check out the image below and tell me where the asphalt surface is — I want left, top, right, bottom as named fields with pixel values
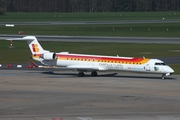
left=160, top=56, right=180, bottom=64
left=1, top=19, right=180, bottom=25
left=1, top=34, right=180, bottom=44
left=0, top=70, right=180, bottom=120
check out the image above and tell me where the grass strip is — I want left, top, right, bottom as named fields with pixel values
left=0, top=12, right=180, bottom=22
left=0, top=23, right=180, bottom=37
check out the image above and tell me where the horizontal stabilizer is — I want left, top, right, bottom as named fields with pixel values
left=6, top=36, right=46, bottom=55
left=6, top=38, right=34, bottom=41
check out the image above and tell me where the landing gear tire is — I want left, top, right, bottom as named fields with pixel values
left=78, top=72, right=84, bottom=77
left=91, top=71, right=97, bottom=76
left=161, top=74, right=165, bottom=80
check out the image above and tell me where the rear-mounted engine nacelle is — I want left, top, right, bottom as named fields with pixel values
left=42, top=53, right=57, bottom=60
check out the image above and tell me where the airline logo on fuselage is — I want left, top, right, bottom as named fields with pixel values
left=32, top=44, right=39, bottom=52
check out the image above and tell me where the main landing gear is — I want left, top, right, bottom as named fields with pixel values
left=78, top=72, right=84, bottom=77
left=78, top=71, right=98, bottom=77
left=91, top=71, right=97, bottom=76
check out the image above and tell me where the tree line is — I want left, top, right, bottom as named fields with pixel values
left=0, top=0, right=180, bottom=14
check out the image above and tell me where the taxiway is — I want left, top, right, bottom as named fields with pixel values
left=1, top=34, right=180, bottom=44
left=0, top=70, right=180, bottom=120
left=1, top=19, right=180, bottom=25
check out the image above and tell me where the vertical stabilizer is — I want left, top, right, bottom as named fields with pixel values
left=7, top=36, right=50, bottom=62
left=24, top=36, right=49, bottom=54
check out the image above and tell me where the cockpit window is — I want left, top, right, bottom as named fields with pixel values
left=155, top=63, right=166, bottom=66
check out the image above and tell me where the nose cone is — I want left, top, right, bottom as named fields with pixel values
left=168, top=66, right=174, bottom=73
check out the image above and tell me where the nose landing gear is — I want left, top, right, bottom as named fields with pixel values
left=161, top=74, right=165, bottom=79
left=161, top=73, right=171, bottom=79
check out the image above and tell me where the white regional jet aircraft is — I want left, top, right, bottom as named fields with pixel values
left=7, top=36, right=174, bottom=79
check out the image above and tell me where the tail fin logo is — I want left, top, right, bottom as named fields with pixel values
left=32, top=44, right=39, bottom=52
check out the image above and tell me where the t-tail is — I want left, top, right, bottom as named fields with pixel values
left=7, top=36, right=50, bottom=62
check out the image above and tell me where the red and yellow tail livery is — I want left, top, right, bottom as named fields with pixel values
left=32, top=44, right=40, bottom=52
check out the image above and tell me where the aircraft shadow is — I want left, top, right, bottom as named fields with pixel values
left=42, top=71, right=175, bottom=80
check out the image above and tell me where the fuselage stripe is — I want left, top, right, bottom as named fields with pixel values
left=32, top=54, right=150, bottom=64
